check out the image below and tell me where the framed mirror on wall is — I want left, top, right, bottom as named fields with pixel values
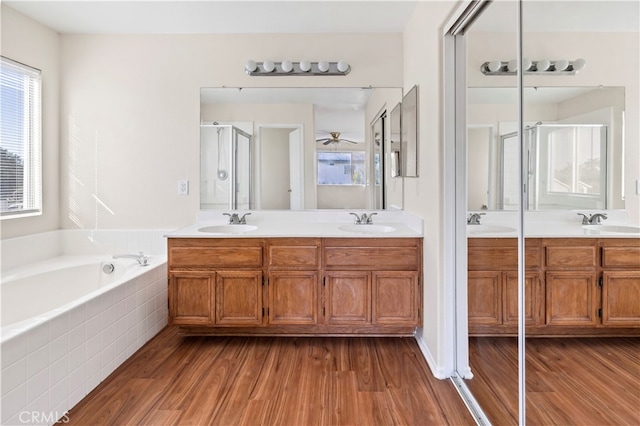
left=401, top=85, right=419, bottom=177
left=199, top=87, right=404, bottom=211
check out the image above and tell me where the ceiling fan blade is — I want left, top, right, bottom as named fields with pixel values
left=316, top=138, right=330, bottom=143
left=323, top=140, right=332, bottom=145
left=339, top=139, right=358, bottom=144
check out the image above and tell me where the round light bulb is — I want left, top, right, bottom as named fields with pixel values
left=536, top=59, right=551, bottom=71
left=487, top=61, right=502, bottom=72
left=299, top=60, right=311, bottom=72
left=554, top=59, right=570, bottom=71
left=522, top=58, right=532, bottom=71
left=245, top=60, right=257, bottom=73
left=337, top=60, right=350, bottom=73
left=262, top=60, right=275, bottom=72
left=318, top=60, right=330, bottom=72
left=572, top=58, right=587, bottom=71
left=507, top=59, right=518, bottom=72
left=281, top=60, right=293, bottom=73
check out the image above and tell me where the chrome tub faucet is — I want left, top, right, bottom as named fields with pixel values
left=113, top=251, right=149, bottom=266
left=577, top=212, right=608, bottom=225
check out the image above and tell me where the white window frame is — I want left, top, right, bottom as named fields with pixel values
left=317, top=150, right=366, bottom=186
left=0, top=56, right=42, bottom=218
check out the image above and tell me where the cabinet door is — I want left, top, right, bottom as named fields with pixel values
left=602, top=271, right=640, bottom=328
left=169, top=272, right=215, bottom=326
left=545, top=271, right=597, bottom=326
left=468, top=271, right=502, bottom=326
left=269, top=271, right=318, bottom=325
left=324, top=271, right=371, bottom=325
left=215, top=271, right=263, bottom=326
left=504, top=272, right=542, bottom=326
left=372, top=271, right=419, bottom=326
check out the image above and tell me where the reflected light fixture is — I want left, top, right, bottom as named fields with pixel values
left=481, top=58, right=586, bottom=75
left=245, top=60, right=351, bottom=76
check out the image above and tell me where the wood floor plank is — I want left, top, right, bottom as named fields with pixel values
left=64, top=327, right=475, bottom=425
left=468, top=337, right=640, bottom=426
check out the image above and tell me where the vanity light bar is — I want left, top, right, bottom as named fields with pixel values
left=481, top=58, right=586, bottom=75
left=245, top=60, right=351, bottom=76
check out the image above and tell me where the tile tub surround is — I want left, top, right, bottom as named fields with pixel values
left=0, top=230, right=169, bottom=425
left=168, top=209, right=424, bottom=238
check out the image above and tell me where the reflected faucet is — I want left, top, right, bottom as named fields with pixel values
left=577, top=213, right=608, bottom=225
left=113, top=251, right=149, bottom=266
left=349, top=212, right=378, bottom=225
left=223, top=212, right=251, bottom=224
left=467, top=213, right=485, bottom=225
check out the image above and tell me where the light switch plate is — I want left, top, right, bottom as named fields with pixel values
left=178, top=180, right=189, bottom=195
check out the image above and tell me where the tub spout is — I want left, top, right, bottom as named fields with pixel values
left=113, top=251, right=149, bottom=266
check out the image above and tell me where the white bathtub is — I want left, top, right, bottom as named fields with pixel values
left=0, top=230, right=169, bottom=426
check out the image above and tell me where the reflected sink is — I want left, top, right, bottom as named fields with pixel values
left=198, top=224, right=258, bottom=234
left=467, top=224, right=516, bottom=234
left=339, top=224, right=396, bottom=234
left=582, top=225, right=640, bottom=235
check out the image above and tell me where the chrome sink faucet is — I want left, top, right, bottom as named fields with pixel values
left=577, top=212, right=608, bottom=225
left=467, top=213, right=485, bottom=225
left=223, top=212, right=251, bottom=224
left=113, top=251, right=149, bottom=266
left=349, top=212, right=378, bottom=224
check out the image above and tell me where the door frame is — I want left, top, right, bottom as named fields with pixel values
left=255, top=123, right=305, bottom=210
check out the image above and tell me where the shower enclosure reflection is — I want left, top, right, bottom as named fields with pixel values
left=200, top=124, right=253, bottom=210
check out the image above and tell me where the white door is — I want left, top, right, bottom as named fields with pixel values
left=288, top=128, right=303, bottom=210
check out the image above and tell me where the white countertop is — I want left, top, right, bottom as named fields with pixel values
left=467, top=210, right=640, bottom=238
left=166, top=210, right=424, bottom=238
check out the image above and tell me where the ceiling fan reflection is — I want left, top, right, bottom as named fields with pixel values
left=316, top=131, right=358, bottom=145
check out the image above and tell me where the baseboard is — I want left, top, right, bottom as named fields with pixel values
left=413, top=333, right=451, bottom=380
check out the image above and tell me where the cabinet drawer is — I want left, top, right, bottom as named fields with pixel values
left=170, top=246, right=263, bottom=269
left=324, top=246, right=420, bottom=270
left=268, top=240, right=320, bottom=269
left=602, top=246, right=640, bottom=269
left=545, top=246, right=596, bottom=269
left=468, top=245, right=541, bottom=270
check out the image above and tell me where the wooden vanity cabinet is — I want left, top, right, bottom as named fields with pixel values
left=544, top=239, right=598, bottom=327
left=266, top=238, right=320, bottom=326
left=323, top=238, right=422, bottom=330
left=168, top=238, right=265, bottom=328
left=169, top=237, right=422, bottom=336
left=600, top=239, right=640, bottom=328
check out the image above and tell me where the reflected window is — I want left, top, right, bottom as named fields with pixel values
left=317, top=151, right=365, bottom=185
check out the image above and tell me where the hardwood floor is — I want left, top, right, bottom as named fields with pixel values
left=63, top=327, right=474, bottom=425
left=468, top=337, right=640, bottom=425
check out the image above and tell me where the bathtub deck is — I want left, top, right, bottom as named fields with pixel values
left=62, top=326, right=473, bottom=425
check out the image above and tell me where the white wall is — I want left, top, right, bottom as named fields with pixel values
left=59, top=33, right=403, bottom=230
left=402, top=1, right=462, bottom=378
left=1, top=5, right=60, bottom=239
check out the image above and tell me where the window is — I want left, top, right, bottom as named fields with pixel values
left=1, top=57, right=41, bottom=217
left=317, top=151, right=365, bottom=185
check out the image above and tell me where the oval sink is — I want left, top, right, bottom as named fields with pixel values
left=198, top=224, right=258, bottom=234
left=339, top=224, right=396, bottom=234
left=467, top=224, right=516, bottom=234
left=582, top=225, right=640, bottom=235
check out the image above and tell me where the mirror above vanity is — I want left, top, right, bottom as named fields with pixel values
left=200, top=87, right=404, bottom=211
left=467, top=86, right=625, bottom=211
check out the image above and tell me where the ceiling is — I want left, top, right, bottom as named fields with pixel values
left=4, top=1, right=418, bottom=34
left=5, top=1, right=638, bottom=35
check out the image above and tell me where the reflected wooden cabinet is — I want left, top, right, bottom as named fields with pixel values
left=168, top=237, right=422, bottom=336
left=469, top=237, right=640, bottom=336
